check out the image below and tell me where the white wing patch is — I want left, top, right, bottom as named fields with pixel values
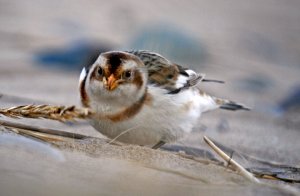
left=175, top=75, right=189, bottom=88
left=184, top=69, right=197, bottom=76
left=175, top=69, right=203, bottom=89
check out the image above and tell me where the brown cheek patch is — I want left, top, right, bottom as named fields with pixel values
left=79, top=77, right=90, bottom=107
left=132, top=71, right=143, bottom=89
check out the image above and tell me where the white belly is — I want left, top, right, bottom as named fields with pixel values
left=89, top=87, right=203, bottom=146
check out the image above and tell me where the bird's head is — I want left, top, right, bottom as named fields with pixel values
left=80, top=51, right=148, bottom=107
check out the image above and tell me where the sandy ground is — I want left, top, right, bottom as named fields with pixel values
left=0, top=0, right=300, bottom=195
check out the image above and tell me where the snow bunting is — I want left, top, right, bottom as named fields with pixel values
left=79, top=50, right=249, bottom=148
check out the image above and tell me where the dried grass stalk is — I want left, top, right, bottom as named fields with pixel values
left=9, top=127, right=68, bottom=142
left=0, top=119, right=88, bottom=139
left=0, top=105, right=94, bottom=122
left=204, top=135, right=260, bottom=183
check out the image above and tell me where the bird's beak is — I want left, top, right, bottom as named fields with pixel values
left=104, top=74, right=118, bottom=91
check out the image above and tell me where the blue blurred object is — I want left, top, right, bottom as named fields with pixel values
left=275, top=85, right=300, bottom=114
left=125, top=24, right=207, bottom=68
left=34, top=40, right=113, bottom=70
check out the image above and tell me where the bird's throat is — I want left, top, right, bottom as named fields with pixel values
left=98, top=88, right=148, bottom=122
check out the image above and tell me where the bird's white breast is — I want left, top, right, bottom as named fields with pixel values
left=89, top=85, right=204, bottom=146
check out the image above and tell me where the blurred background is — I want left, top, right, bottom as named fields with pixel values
left=0, top=0, right=300, bottom=195
left=1, top=0, right=300, bottom=111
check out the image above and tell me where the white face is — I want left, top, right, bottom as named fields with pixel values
left=85, top=52, right=148, bottom=107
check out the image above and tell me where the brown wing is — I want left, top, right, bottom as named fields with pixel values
left=127, top=50, right=204, bottom=93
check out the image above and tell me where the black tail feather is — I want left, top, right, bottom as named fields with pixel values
left=202, top=79, right=225, bottom=84
left=220, top=101, right=251, bottom=111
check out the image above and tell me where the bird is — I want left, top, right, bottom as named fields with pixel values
left=79, top=50, right=249, bottom=149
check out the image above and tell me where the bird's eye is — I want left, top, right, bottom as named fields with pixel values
left=123, top=70, right=132, bottom=79
left=97, top=67, right=103, bottom=76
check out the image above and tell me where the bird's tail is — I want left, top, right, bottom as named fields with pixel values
left=197, top=89, right=250, bottom=112
left=213, top=97, right=251, bottom=111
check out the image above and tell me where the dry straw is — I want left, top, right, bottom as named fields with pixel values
left=0, top=105, right=94, bottom=122
left=203, top=136, right=260, bottom=183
